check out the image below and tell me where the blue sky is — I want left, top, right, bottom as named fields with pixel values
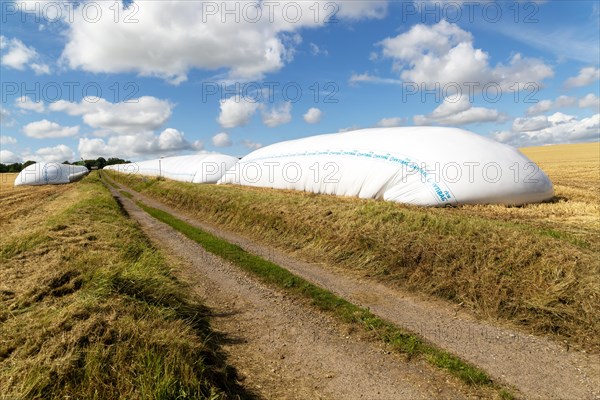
left=1, top=0, right=599, bottom=163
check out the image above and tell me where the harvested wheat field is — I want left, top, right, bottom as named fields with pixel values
left=107, top=142, right=600, bottom=353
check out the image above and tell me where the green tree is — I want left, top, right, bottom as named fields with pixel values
left=96, top=157, right=107, bottom=169
left=106, top=157, right=130, bottom=166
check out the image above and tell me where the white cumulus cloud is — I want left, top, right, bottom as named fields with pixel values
left=413, top=96, right=506, bottom=126
left=16, top=96, right=45, bottom=113
left=309, top=43, right=328, bottom=56
left=493, top=112, right=600, bottom=146
left=554, top=95, right=578, bottom=108
left=31, top=63, right=50, bottom=75
left=0, top=135, right=17, bottom=145
left=0, top=107, right=14, bottom=126
left=261, top=102, right=292, bottom=127
left=378, top=21, right=553, bottom=92
left=338, top=125, right=361, bottom=132
left=240, top=139, right=262, bottom=150
left=59, top=1, right=387, bottom=83
left=349, top=72, right=402, bottom=85
left=376, top=117, right=404, bottom=127
left=512, top=116, right=552, bottom=132
left=579, top=93, right=600, bottom=110
left=218, top=96, right=259, bottom=128
left=22, top=119, right=80, bottom=139
left=0, top=35, right=50, bottom=74
left=303, top=107, right=322, bottom=124
left=21, top=144, right=75, bottom=163
left=526, top=93, right=598, bottom=115
left=49, top=96, right=173, bottom=135
left=78, top=128, right=203, bottom=159
left=337, top=1, right=388, bottom=19
left=0, top=150, right=19, bottom=163
left=564, top=67, right=600, bottom=88
left=526, top=100, right=553, bottom=116
left=212, top=132, right=232, bottom=147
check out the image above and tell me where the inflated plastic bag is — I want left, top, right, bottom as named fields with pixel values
left=218, top=127, right=554, bottom=206
left=105, top=153, right=239, bottom=184
left=14, top=162, right=89, bottom=186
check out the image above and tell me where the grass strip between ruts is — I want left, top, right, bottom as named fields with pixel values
left=134, top=198, right=514, bottom=399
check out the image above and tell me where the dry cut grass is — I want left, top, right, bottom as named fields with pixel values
left=106, top=142, right=600, bottom=352
left=0, top=173, right=249, bottom=399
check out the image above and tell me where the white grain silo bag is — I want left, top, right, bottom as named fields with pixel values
left=14, top=162, right=89, bottom=186
left=218, top=127, right=554, bottom=206
left=106, top=153, right=239, bottom=184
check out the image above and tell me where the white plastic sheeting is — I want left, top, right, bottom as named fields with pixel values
left=104, top=153, right=239, bottom=183
left=218, top=127, right=555, bottom=206
left=14, top=162, right=89, bottom=186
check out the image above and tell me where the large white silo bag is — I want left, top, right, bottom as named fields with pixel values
left=218, top=127, right=554, bottom=206
left=14, top=162, right=89, bottom=186
left=104, top=154, right=239, bottom=184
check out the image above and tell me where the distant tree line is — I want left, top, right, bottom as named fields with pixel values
left=0, top=157, right=130, bottom=173
left=0, top=160, right=36, bottom=173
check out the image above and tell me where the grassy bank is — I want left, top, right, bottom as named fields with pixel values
left=0, top=173, right=248, bottom=399
left=106, top=142, right=600, bottom=352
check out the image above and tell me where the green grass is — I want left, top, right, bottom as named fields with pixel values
left=136, top=200, right=498, bottom=389
left=119, top=189, right=133, bottom=199
left=0, top=230, right=50, bottom=259
left=0, top=173, right=251, bottom=399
